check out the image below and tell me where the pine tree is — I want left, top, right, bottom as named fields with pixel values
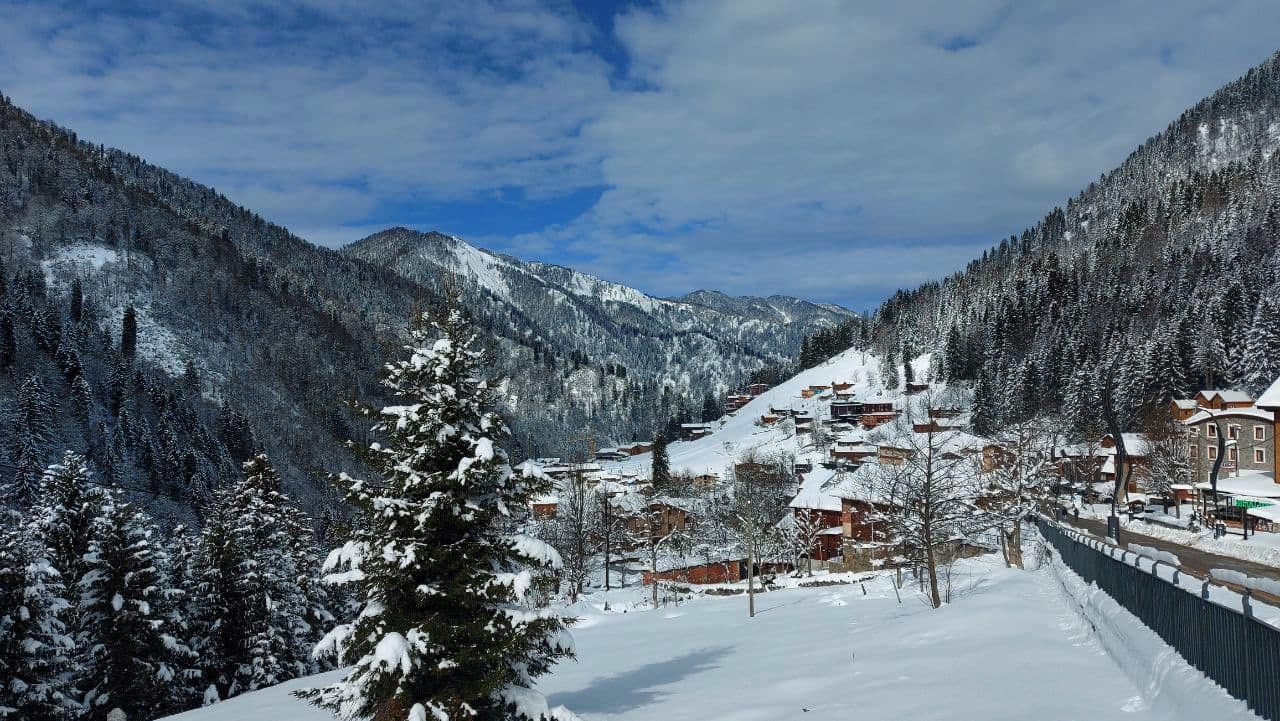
left=651, top=432, right=672, bottom=492
left=0, top=516, right=80, bottom=721
left=187, top=502, right=242, bottom=705
left=306, top=309, right=574, bottom=721
left=120, top=306, right=137, bottom=361
left=69, top=280, right=83, bottom=326
left=0, top=312, right=14, bottom=372
left=1242, top=291, right=1280, bottom=394
left=31, top=453, right=105, bottom=592
left=78, top=496, right=192, bottom=721
left=188, top=454, right=320, bottom=702
left=6, top=375, right=55, bottom=506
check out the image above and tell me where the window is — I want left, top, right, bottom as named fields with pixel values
left=1257, top=449, right=1267, bottom=464
left=1229, top=447, right=1238, bottom=462
left=1256, top=426, right=1266, bottom=441
left=1208, top=446, right=1218, bottom=460
left=1190, top=426, right=1200, bottom=436
left=1229, top=425, right=1240, bottom=440
left=1189, top=444, right=1199, bottom=459
left=1208, top=425, right=1218, bottom=438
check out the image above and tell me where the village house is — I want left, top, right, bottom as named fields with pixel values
left=858, top=396, right=900, bottom=429
left=1194, top=389, right=1255, bottom=411
left=831, top=381, right=854, bottom=392
left=904, top=382, right=930, bottom=395
left=1258, top=376, right=1280, bottom=477
left=1097, top=433, right=1151, bottom=501
left=830, top=399, right=863, bottom=421
left=827, top=464, right=897, bottom=571
left=801, top=384, right=830, bottom=399
left=594, top=447, right=628, bottom=462
left=831, top=438, right=878, bottom=465
left=680, top=423, right=713, bottom=441
left=692, top=473, right=720, bottom=488
left=787, top=470, right=845, bottom=562
left=1184, top=407, right=1274, bottom=482
left=746, top=382, right=769, bottom=396
left=1169, top=398, right=1198, bottom=421
left=913, top=416, right=967, bottom=434
left=794, top=414, right=814, bottom=434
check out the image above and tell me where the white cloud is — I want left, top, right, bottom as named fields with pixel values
left=3, top=1, right=1280, bottom=306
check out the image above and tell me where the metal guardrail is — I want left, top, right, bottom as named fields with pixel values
left=1037, top=517, right=1280, bottom=720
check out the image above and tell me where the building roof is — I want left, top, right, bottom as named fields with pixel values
left=1100, top=433, right=1151, bottom=457
left=1259, top=376, right=1280, bottom=410
left=1171, top=399, right=1197, bottom=410
left=1197, top=389, right=1254, bottom=404
left=788, top=467, right=843, bottom=512
left=1194, top=470, right=1280, bottom=498
left=1184, top=408, right=1274, bottom=425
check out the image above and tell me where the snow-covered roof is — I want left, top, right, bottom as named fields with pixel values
left=788, top=467, right=843, bottom=512
left=1247, top=504, right=1280, bottom=523
left=1171, top=399, right=1197, bottom=409
left=1197, top=389, right=1254, bottom=404
left=1185, top=408, right=1274, bottom=425
left=1100, top=433, right=1151, bottom=457
left=827, top=464, right=892, bottom=505
left=1259, top=376, right=1280, bottom=410
left=1195, top=470, right=1280, bottom=498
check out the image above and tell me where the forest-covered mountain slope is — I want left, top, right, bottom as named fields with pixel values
left=344, top=228, right=855, bottom=450
left=873, top=51, right=1280, bottom=435
left=0, top=93, right=844, bottom=521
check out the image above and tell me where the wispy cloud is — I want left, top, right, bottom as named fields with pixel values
left=3, top=1, right=1279, bottom=306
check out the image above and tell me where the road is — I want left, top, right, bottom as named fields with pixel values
left=1058, top=513, right=1280, bottom=582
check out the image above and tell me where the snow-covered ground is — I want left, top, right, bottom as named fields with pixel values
left=161, top=552, right=1246, bottom=721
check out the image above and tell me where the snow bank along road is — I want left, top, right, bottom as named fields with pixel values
left=161, top=553, right=1232, bottom=721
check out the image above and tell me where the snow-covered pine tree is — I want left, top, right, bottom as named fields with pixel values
left=0, top=514, right=80, bottom=721
left=77, top=495, right=193, bottom=721
left=188, top=453, right=320, bottom=702
left=31, top=452, right=105, bottom=592
left=1241, top=291, right=1280, bottom=394
left=5, top=374, right=54, bottom=506
left=165, top=525, right=206, bottom=707
left=307, top=308, right=575, bottom=721
left=187, top=501, right=242, bottom=706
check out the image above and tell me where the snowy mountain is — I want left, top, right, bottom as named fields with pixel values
left=873, top=51, right=1280, bottom=435
left=345, top=227, right=857, bottom=452
left=0, top=93, right=848, bottom=521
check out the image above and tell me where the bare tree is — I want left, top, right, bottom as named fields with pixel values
left=780, top=510, right=827, bottom=576
left=870, top=423, right=980, bottom=609
left=714, top=452, right=793, bottom=616
left=1140, top=410, right=1191, bottom=519
left=980, top=417, right=1055, bottom=568
left=536, top=469, right=601, bottom=602
left=616, top=493, right=690, bottom=608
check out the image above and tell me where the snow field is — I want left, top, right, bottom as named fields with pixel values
left=163, top=552, right=1208, bottom=721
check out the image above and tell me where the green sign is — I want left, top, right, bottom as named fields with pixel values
left=1234, top=499, right=1275, bottom=509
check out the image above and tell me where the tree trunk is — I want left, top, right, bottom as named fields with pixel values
left=650, top=542, right=659, bottom=608
left=747, top=551, right=756, bottom=617
left=923, top=525, right=942, bottom=609
left=1006, top=525, right=1023, bottom=569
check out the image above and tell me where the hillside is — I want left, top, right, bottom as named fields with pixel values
left=0, top=92, right=845, bottom=520
left=873, top=51, right=1280, bottom=435
left=344, top=228, right=857, bottom=452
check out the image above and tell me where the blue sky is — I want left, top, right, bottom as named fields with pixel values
left=4, top=1, right=1280, bottom=309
